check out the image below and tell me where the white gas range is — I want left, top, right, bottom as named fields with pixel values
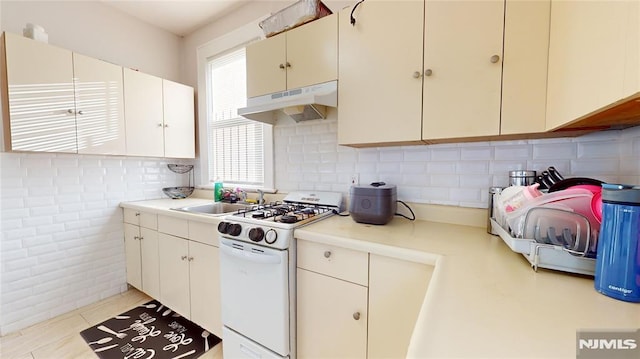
left=217, top=191, right=343, bottom=359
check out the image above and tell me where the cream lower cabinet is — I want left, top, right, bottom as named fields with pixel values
left=157, top=216, right=222, bottom=337
left=123, top=209, right=160, bottom=298
left=296, top=240, right=433, bottom=359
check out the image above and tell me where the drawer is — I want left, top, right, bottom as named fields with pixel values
left=158, top=215, right=188, bottom=238
left=189, top=220, right=219, bottom=247
left=123, top=208, right=157, bottom=229
left=297, top=240, right=369, bottom=286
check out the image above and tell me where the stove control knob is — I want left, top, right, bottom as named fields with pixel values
left=264, top=229, right=278, bottom=244
left=217, top=221, right=229, bottom=234
left=249, top=227, right=265, bottom=242
left=228, top=223, right=242, bottom=236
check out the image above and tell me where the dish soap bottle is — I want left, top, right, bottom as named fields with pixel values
left=214, top=178, right=223, bottom=202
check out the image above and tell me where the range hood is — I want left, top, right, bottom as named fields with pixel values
left=238, top=80, right=337, bottom=124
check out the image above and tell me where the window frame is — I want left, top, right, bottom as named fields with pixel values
left=196, top=18, right=274, bottom=189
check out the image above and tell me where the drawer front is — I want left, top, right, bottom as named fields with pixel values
left=123, top=208, right=140, bottom=225
left=139, top=212, right=157, bottom=230
left=297, top=240, right=369, bottom=286
left=157, top=215, right=188, bottom=238
left=189, top=220, right=219, bottom=247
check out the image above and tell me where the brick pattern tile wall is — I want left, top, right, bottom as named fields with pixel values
left=274, top=123, right=640, bottom=208
left=0, top=153, right=193, bottom=335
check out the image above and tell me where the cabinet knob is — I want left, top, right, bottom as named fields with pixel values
left=139, top=236, right=144, bottom=241
left=164, top=124, right=169, bottom=128
left=490, top=55, right=500, bottom=63
left=135, top=212, right=140, bottom=216
left=77, top=110, right=83, bottom=115
left=279, top=63, right=285, bottom=69
left=181, top=255, right=187, bottom=260
left=133, top=236, right=139, bottom=240
left=412, top=71, right=422, bottom=79
left=323, top=251, right=332, bottom=258
left=424, top=69, right=433, bottom=77
left=157, top=123, right=163, bottom=127
left=353, top=312, right=361, bottom=320
left=188, top=256, right=194, bottom=261
left=286, top=62, right=291, bottom=68
left=67, top=109, right=74, bottom=114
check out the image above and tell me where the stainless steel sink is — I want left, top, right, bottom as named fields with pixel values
left=171, top=202, right=249, bottom=216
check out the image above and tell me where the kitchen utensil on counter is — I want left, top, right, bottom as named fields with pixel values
left=591, top=191, right=603, bottom=223
left=163, top=164, right=195, bottom=199
left=488, top=187, right=504, bottom=234
left=524, top=207, right=593, bottom=256
left=547, top=177, right=603, bottom=193
left=547, top=166, right=564, bottom=183
left=594, top=183, right=640, bottom=303
left=349, top=182, right=397, bottom=225
left=509, top=170, right=536, bottom=186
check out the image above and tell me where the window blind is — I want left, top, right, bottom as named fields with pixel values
left=207, top=48, right=265, bottom=186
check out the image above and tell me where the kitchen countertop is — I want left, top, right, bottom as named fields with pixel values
left=294, top=216, right=640, bottom=359
left=120, top=198, right=639, bottom=358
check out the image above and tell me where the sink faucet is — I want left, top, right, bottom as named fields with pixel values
left=257, top=189, right=265, bottom=206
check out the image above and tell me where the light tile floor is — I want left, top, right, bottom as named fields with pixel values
left=0, top=288, right=223, bottom=359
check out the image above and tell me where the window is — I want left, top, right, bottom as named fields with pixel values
left=197, top=19, right=273, bottom=189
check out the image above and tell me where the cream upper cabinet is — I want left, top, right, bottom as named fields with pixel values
left=546, top=0, right=640, bottom=130
left=2, top=32, right=77, bottom=153
left=246, top=14, right=337, bottom=98
left=422, top=0, right=504, bottom=140
left=162, top=79, right=195, bottom=158
left=73, top=53, right=126, bottom=154
left=123, top=68, right=164, bottom=157
left=1, top=32, right=127, bottom=154
left=500, top=0, right=550, bottom=135
left=338, top=1, right=424, bottom=146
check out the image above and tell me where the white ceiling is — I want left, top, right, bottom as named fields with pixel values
left=101, top=0, right=250, bottom=36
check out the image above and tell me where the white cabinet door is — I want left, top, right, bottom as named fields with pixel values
left=368, top=254, right=433, bottom=359
left=162, top=79, right=195, bottom=159
left=188, top=241, right=221, bottom=337
left=123, top=68, right=164, bottom=157
left=73, top=53, right=126, bottom=154
left=140, top=227, right=160, bottom=299
left=124, top=223, right=142, bottom=290
left=501, top=0, right=550, bottom=135
left=2, top=32, right=77, bottom=153
left=422, top=0, right=504, bottom=140
left=158, top=233, right=191, bottom=319
left=246, top=34, right=286, bottom=98
left=337, top=1, right=424, bottom=145
left=297, top=268, right=368, bottom=359
left=546, top=0, right=638, bottom=130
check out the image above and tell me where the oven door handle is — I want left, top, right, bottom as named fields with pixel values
left=220, top=242, right=282, bottom=265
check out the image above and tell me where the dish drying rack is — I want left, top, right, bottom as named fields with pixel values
left=490, top=218, right=595, bottom=276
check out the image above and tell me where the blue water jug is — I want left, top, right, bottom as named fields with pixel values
left=594, top=184, right=640, bottom=303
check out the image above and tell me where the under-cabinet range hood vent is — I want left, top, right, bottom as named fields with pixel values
left=238, top=81, right=337, bottom=124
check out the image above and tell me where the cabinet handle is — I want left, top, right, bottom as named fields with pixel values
left=181, top=255, right=187, bottom=260
left=412, top=71, right=422, bottom=79
left=133, top=236, right=139, bottom=240
left=424, top=69, right=433, bottom=77
left=286, top=62, right=291, bottom=68
left=164, top=124, right=169, bottom=128
left=139, top=236, right=144, bottom=241
left=188, top=256, right=194, bottom=261
left=67, top=109, right=74, bottom=114
left=323, top=251, right=332, bottom=258
left=76, top=110, right=84, bottom=115
left=279, top=63, right=285, bottom=69
left=353, top=312, right=361, bottom=320
left=157, top=123, right=163, bottom=127
left=135, top=212, right=140, bottom=216
left=490, top=55, right=500, bottom=63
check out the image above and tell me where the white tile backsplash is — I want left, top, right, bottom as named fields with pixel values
left=0, top=152, right=193, bottom=335
left=274, top=119, right=640, bottom=206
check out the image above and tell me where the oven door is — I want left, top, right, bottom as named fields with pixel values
left=219, top=237, right=290, bottom=357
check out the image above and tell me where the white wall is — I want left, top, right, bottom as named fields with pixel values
left=0, top=1, right=188, bottom=335
left=1, top=0, right=181, bottom=81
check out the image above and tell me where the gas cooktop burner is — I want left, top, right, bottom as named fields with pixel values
left=279, top=215, right=298, bottom=224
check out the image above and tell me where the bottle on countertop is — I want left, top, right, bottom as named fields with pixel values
left=214, top=178, right=223, bottom=202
